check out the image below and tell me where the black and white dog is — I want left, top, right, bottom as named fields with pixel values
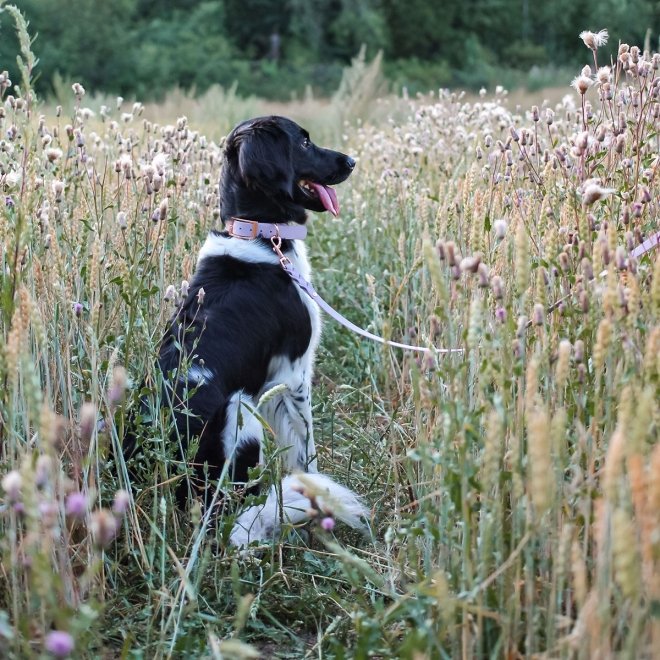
left=156, top=116, right=367, bottom=545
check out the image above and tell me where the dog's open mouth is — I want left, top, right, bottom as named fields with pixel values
left=298, top=180, right=339, bottom=216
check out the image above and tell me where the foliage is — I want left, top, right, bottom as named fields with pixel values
left=0, top=6, right=659, bottom=657
left=0, top=0, right=658, bottom=99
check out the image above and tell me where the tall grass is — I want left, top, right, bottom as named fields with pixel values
left=0, top=7, right=658, bottom=658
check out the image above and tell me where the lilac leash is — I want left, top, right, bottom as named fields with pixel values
left=266, top=233, right=463, bottom=355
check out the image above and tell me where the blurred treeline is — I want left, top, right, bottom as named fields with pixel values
left=1, top=0, right=657, bottom=100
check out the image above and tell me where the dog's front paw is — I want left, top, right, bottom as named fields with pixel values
left=229, top=504, right=277, bottom=547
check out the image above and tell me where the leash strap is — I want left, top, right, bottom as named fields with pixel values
left=270, top=236, right=462, bottom=355
left=630, top=230, right=660, bottom=258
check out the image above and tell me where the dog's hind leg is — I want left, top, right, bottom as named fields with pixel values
left=221, top=391, right=265, bottom=485
left=260, top=359, right=317, bottom=473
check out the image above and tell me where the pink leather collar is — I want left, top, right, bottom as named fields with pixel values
left=226, top=218, right=308, bottom=240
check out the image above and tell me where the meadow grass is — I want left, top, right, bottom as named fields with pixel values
left=0, top=10, right=659, bottom=659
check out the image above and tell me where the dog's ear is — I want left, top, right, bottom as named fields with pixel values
left=234, top=120, right=294, bottom=199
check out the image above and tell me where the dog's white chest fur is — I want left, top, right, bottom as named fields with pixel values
left=197, top=233, right=321, bottom=352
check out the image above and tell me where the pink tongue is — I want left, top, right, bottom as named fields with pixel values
left=309, top=182, right=339, bottom=216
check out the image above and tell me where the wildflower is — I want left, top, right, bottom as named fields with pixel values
left=35, top=455, right=53, bottom=487
left=491, top=275, right=504, bottom=300
left=556, top=339, right=571, bottom=390
left=39, top=501, right=59, bottom=528
left=152, top=152, right=169, bottom=175
left=112, top=489, right=131, bottom=516
left=460, top=255, right=481, bottom=274
left=180, top=280, right=190, bottom=298
left=65, top=492, right=87, bottom=519
left=495, top=306, right=506, bottom=323
left=197, top=287, right=206, bottom=305
left=493, top=218, right=507, bottom=240
left=163, top=285, right=177, bottom=303
left=117, top=211, right=127, bottom=229
left=477, top=262, right=489, bottom=287
left=45, top=630, right=75, bottom=658
left=71, top=82, right=85, bottom=98
left=596, top=66, right=611, bottom=84
left=79, top=402, right=97, bottom=444
left=571, top=75, right=593, bottom=95
left=320, top=516, right=335, bottom=531
left=45, top=147, right=63, bottom=163
left=2, top=470, right=22, bottom=501
left=108, top=366, right=127, bottom=408
left=579, top=29, right=608, bottom=51
left=72, top=302, right=83, bottom=317
left=159, top=197, right=169, bottom=220
left=91, top=509, right=119, bottom=547
left=581, top=182, right=616, bottom=205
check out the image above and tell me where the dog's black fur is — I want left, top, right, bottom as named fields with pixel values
left=147, top=116, right=364, bottom=544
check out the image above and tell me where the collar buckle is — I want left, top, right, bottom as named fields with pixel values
left=227, top=218, right=259, bottom=239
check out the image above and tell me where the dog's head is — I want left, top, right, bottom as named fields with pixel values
left=220, top=116, right=355, bottom=224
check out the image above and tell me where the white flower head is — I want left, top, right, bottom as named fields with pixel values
left=571, top=75, right=593, bottom=95
left=580, top=29, right=608, bottom=51
left=152, top=152, right=169, bottom=176
left=581, top=180, right=616, bottom=205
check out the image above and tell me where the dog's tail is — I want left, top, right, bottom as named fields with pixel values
left=229, top=473, right=369, bottom=547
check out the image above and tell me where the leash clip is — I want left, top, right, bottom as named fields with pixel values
left=271, top=231, right=292, bottom=268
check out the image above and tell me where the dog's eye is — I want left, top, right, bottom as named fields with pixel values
left=301, top=137, right=311, bottom=148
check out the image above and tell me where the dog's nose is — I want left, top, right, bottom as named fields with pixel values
left=345, top=156, right=356, bottom=169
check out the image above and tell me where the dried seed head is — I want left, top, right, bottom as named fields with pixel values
left=571, top=75, right=593, bottom=95
left=163, top=285, right=177, bottom=303
left=79, top=402, right=97, bottom=444
left=112, top=489, right=131, bottom=516
left=108, top=366, right=127, bottom=408
left=91, top=509, right=119, bottom=547
left=556, top=339, right=571, bottom=390
left=532, top=303, right=545, bottom=326
left=460, top=255, right=481, bottom=274
left=579, top=29, right=608, bottom=50
left=493, top=218, right=507, bottom=240
left=490, top=275, right=504, bottom=300
left=1, top=470, right=22, bottom=501
left=582, top=182, right=616, bottom=205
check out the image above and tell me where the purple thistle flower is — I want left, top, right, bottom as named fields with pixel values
left=320, top=516, right=335, bottom=531
left=112, top=489, right=130, bottom=516
left=72, top=302, right=83, bottom=317
left=45, top=630, right=75, bottom=657
left=65, top=492, right=87, bottom=519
